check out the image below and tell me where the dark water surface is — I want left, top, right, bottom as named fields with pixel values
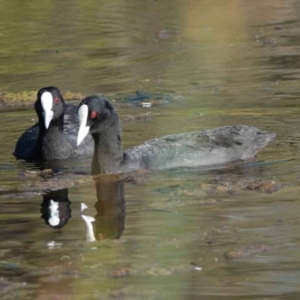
left=1, top=0, right=300, bottom=299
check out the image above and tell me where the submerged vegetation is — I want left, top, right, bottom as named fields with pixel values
left=0, top=90, right=85, bottom=106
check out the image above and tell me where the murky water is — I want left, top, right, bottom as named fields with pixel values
left=1, top=0, right=300, bottom=299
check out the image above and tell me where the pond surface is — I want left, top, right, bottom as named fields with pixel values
left=1, top=0, right=300, bottom=299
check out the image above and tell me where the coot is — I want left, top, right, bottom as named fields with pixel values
left=14, top=86, right=93, bottom=160
left=76, top=95, right=276, bottom=175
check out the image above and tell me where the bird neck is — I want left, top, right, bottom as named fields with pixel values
left=38, top=113, right=65, bottom=135
left=35, top=114, right=67, bottom=160
left=91, top=127, right=124, bottom=174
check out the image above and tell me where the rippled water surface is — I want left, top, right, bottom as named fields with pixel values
left=1, top=0, right=300, bottom=299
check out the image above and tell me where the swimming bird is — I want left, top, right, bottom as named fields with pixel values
left=76, top=95, right=276, bottom=175
left=14, top=86, right=93, bottom=161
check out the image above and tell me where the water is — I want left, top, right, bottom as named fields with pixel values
left=1, top=0, right=300, bottom=299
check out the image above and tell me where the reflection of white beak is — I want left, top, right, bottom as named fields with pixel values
left=82, top=214, right=96, bottom=242
left=81, top=202, right=88, bottom=212
left=41, top=91, right=54, bottom=129
left=48, top=199, right=60, bottom=226
left=77, top=104, right=90, bottom=146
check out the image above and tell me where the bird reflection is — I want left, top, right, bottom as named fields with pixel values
left=41, top=176, right=125, bottom=241
left=40, top=188, right=72, bottom=228
left=83, top=177, right=125, bottom=241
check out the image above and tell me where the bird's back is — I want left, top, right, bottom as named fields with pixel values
left=13, top=122, right=39, bottom=159
left=124, top=125, right=275, bottom=171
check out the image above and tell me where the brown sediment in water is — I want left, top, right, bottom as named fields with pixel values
left=0, top=91, right=86, bottom=107
left=0, top=88, right=172, bottom=108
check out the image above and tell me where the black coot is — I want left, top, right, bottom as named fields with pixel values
left=14, top=86, right=93, bottom=161
left=76, top=95, right=276, bottom=175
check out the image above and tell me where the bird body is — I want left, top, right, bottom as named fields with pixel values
left=122, top=126, right=275, bottom=172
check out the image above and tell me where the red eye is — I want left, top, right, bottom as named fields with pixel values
left=91, top=111, right=97, bottom=118
left=54, top=97, right=59, bottom=104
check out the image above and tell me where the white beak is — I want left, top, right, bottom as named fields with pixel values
left=77, top=104, right=90, bottom=146
left=81, top=214, right=96, bottom=242
left=41, top=91, right=54, bottom=129
left=48, top=200, right=60, bottom=226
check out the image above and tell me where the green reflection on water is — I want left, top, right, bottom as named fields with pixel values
left=1, top=0, right=300, bottom=298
